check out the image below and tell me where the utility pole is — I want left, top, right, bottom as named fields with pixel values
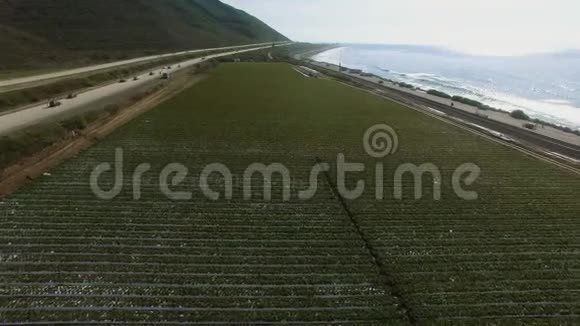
left=339, top=47, right=344, bottom=71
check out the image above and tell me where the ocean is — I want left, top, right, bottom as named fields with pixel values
left=312, top=44, right=580, bottom=131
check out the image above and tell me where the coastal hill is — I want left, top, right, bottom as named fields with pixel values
left=0, top=0, right=288, bottom=70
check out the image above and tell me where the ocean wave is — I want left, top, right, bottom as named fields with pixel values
left=542, top=99, right=572, bottom=105
left=406, top=72, right=437, bottom=78
left=396, top=71, right=461, bottom=85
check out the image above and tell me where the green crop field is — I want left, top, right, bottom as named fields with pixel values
left=1, top=63, right=579, bottom=324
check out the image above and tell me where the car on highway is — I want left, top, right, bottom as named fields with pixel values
left=46, top=99, right=62, bottom=108
left=524, top=122, right=538, bottom=130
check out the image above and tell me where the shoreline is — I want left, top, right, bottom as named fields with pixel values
left=306, top=59, right=580, bottom=147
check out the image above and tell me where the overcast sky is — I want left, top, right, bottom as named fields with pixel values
left=222, top=0, right=580, bottom=56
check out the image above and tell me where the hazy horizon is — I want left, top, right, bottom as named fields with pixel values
left=222, top=0, right=580, bottom=56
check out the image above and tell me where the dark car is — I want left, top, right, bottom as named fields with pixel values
left=47, top=99, right=62, bottom=108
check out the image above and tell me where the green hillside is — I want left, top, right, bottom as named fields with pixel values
left=0, top=0, right=288, bottom=70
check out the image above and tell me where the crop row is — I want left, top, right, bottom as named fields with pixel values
left=0, top=273, right=385, bottom=287
left=2, top=293, right=395, bottom=309
left=0, top=308, right=401, bottom=324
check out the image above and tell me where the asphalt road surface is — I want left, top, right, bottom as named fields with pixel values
left=0, top=43, right=291, bottom=136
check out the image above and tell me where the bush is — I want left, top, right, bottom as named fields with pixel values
left=478, top=104, right=497, bottom=111
left=452, top=96, right=483, bottom=108
left=59, top=117, right=87, bottom=131
left=510, top=110, right=530, bottom=120
left=427, top=89, right=452, bottom=99
left=104, top=104, right=120, bottom=115
left=396, top=82, right=415, bottom=90
left=83, top=111, right=104, bottom=123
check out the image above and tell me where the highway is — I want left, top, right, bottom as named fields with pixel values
left=0, top=43, right=291, bottom=136
left=0, top=42, right=285, bottom=92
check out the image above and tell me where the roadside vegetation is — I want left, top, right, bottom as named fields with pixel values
left=395, top=81, right=416, bottom=90
left=510, top=109, right=530, bottom=120
left=426, top=89, right=452, bottom=99
left=1, top=63, right=578, bottom=324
